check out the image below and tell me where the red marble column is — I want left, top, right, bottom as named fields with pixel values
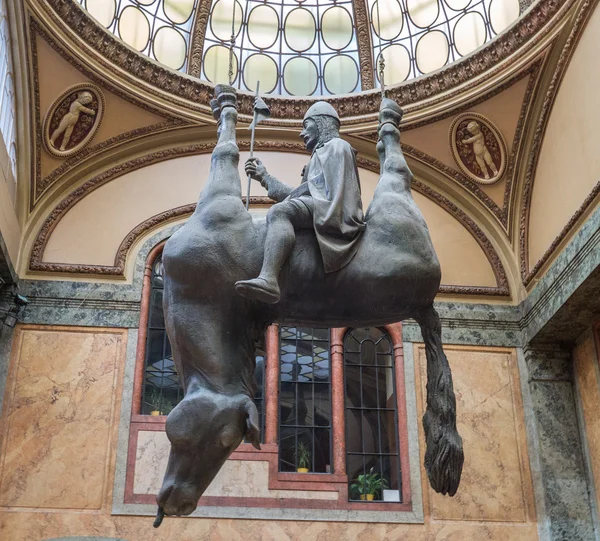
left=264, top=323, right=280, bottom=445
left=131, top=241, right=165, bottom=416
left=330, top=328, right=347, bottom=475
left=386, top=322, right=411, bottom=504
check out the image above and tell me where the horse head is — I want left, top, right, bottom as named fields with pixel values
left=156, top=387, right=260, bottom=517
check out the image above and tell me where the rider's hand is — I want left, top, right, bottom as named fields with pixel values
left=245, top=158, right=269, bottom=188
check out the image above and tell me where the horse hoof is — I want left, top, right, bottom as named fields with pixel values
left=424, top=428, right=464, bottom=497
left=235, top=278, right=280, bottom=304
left=379, top=98, right=403, bottom=128
left=215, top=84, right=237, bottom=111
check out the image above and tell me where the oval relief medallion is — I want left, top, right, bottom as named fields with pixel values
left=449, top=113, right=506, bottom=185
left=43, top=84, right=105, bottom=158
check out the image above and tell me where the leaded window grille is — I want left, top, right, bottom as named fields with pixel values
left=203, top=0, right=361, bottom=95
left=370, top=0, right=521, bottom=88
left=344, top=327, right=402, bottom=502
left=141, top=256, right=183, bottom=415
left=78, top=0, right=200, bottom=71
left=279, top=326, right=332, bottom=472
left=77, top=0, right=523, bottom=95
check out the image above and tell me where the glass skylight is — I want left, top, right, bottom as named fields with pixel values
left=77, top=0, right=522, bottom=96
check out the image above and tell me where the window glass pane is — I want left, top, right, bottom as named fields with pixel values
left=247, top=5, right=279, bottom=49
left=321, top=7, right=353, bottom=50
left=153, top=26, right=187, bottom=70
left=407, top=0, right=439, bottom=28
left=279, top=326, right=332, bottom=472
left=86, top=0, right=117, bottom=27
left=368, top=0, right=521, bottom=92
left=164, top=0, right=195, bottom=24
left=78, top=0, right=199, bottom=73
left=453, top=11, right=487, bottom=56
left=344, top=328, right=402, bottom=502
left=0, top=0, right=15, bottom=178
left=118, top=6, right=151, bottom=51
left=489, top=0, right=520, bottom=34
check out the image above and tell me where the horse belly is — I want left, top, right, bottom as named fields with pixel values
left=163, top=209, right=263, bottom=298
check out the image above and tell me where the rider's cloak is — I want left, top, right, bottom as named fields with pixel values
left=294, top=138, right=366, bottom=273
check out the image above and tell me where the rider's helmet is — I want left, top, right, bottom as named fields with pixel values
left=303, top=102, right=340, bottom=124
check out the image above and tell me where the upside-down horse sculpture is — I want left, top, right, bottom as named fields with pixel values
left=154, top=85, right=463, bottom=523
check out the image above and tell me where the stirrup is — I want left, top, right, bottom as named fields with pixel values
left=235, top=277, right=280, bottom=304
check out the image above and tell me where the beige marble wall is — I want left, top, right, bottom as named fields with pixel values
left=0, top=325, right=126, bottom=510
left=414, top=344, right=536, bottom=524
left=0, top=511, right=539, bottom=540
left=0, top=328, right=538, bottom=540
left=574, top=326, right=600, bottom=514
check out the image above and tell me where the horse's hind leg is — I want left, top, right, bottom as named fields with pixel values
left=376, top=99, right=412, bottom=194
left=415, top=304, right=464, bottom=496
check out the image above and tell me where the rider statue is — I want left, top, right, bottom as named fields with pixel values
left=235, top=102, right=366, bottom=304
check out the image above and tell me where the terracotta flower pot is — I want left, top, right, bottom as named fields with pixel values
left=297, top=467, right=309, bottom=473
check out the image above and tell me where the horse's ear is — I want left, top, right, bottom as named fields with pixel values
left=244, top=400, right=261, bottom=450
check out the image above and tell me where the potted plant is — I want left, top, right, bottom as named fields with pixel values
left=296, top=441, right=311, bottom=473
left=351, top=468, right=388, bottom=501
left=148, top=389, right=172, bottom=416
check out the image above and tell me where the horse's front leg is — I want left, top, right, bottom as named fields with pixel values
left=416, top=304, right=464, bottom=496
left=202, top=84, right=243, bottom=200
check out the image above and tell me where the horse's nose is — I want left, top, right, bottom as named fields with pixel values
left=157, top=483, right=197, bottom=516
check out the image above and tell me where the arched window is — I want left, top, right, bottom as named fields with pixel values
left=279, top=326, right=332, bottom=472
left=344, top=327, right=402, bottom=502
left=140, top=255, right=182, bottom=415
left=127, top=244, right=411, bottom=512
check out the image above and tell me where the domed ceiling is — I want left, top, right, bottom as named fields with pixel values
left=77, top=0, right=522, bottom=96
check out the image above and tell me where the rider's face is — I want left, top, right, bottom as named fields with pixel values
left=300, top=119, right=318, bottom=151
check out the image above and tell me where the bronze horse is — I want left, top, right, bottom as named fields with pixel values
left=155, top=85, right=463, bottom=521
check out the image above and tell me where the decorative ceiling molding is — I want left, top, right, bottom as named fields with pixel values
left=187, top=0, right=212, bottom=79
left=519, top=0, right=600, bottom=286
left=355, top=60, right=543, bottom=231
left=352, top=0, right=374, bottom=91
left=33, top=0, right=576, bottom=123
left=28, top=142, right=509, bottom=296
left=27, top=19, right=192, bottom=207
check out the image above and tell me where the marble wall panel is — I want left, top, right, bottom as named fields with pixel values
left=414, top=344, right=535, bottom=523
left=133, top=430, right=336, bottom=500
left=0, top=326, right=126, bottom=509
left=573, top=327, right=600, bottom=518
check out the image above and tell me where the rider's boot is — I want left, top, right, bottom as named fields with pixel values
left=234, top=275, right=280, bottom=305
